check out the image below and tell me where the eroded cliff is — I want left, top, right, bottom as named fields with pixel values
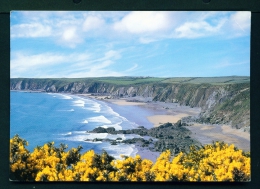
left=10, top=77, right=250, bottom=132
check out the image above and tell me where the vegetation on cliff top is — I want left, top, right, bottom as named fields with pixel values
left=11, top=76, right=249, bottom=86
left=10, top=76, right=250, bottom=131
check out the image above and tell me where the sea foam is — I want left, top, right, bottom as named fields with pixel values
left=87, top=115, right=112, bottom=124
left=73, top=100, right=85, bottom=107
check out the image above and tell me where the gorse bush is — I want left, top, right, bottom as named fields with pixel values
left=10, top=135, right=250, bottom=182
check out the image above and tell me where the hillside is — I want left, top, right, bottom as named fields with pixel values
left=10, top=76, right=250, bottom=132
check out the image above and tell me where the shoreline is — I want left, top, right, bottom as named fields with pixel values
left=11, top=90, right=251, bottom=157
left=98, top=96, right=250, bottom=152
left=184, top=123, right=250, bottom=152
left=97, top=95, right=201, bottom=127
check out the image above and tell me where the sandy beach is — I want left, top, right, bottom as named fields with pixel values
left=185, top=123, right=250, bottom=151
left=105, top=97, right=201, bottom=126
left=108, top=99, right=147, bottom=106
left=80, top=95, right=250, bottom=159
left=147, top=114, right=189, bottom=127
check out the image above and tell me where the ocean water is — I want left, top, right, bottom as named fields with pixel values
left=10, top=91, right=153, bottom=159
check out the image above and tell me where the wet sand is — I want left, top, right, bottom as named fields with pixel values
left=184, top=123, right=250, bottom=152
left=108, top=99, right=147, bottom=106
left=106, top=98, right=201, bottom=126
left=147, top=114, right=189, bottom=127
left=80, top=95, right=250, bottom=158
left=106, top=98, right=250, bottom=152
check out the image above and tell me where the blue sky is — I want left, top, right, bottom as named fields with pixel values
left=10, top=11, right=251, bottom=78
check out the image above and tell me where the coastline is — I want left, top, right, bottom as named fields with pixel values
left=12, top=90, right=251, bottom=160
left=91, top=95, right=201, bottom=127
left=94, top=95, right=250, bottom=152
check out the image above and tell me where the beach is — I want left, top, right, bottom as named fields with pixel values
left=185, top=123, right=250, bottom=152
left=102, top=97, right=250, bottom=153
left=12, top=91, right=251, bottom=164
left=105, top=97, right=201, bottom=127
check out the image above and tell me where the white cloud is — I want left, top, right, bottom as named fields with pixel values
left=229, top=11, right=251, bottom=35
left=139, top=37, right=158, bottom=44
left=10, top=11, right=250, bottom=78
left=113, top=11, right=172, bottom=34
left=104, top=50, right=121, bottom=60
left=11, top=23, right=52, bottom=38
left=10, top=49, right=123, bottom=78
left=214, top=60, right=248, bottom=69
left=59, top=27, right=84, bottom=48
left=83, top=15, right=105, bottom=31
left=66, top=69, right=122, bottom=78
left=11, top=51, right=91, bottom=77
left=125, top=63, right=138, bottom=73
left=62, top=27, right=76, bottom=41
left=11, top=11, right=251, bottom=47
left=174, top=19, right=226, bottom=38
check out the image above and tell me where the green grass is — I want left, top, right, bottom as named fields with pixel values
left=11, top=76, right=250, bottom=87
left=161, top=76, right=250, bottom=85
left=96, top=77, right=165, bottom=85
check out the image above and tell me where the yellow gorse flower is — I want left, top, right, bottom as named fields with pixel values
left=10, top=135, right=250, bottom=182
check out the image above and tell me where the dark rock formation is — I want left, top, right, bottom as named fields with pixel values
left=88, top=121, right=202, bottom=155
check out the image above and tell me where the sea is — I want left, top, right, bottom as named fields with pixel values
left=10, top=91, right=155, bottom=159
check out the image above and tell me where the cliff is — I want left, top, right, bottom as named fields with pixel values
left=10, top=77, right=250, bottom=132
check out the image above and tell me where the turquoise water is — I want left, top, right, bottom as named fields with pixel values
left=10, top=91, right=155, bottom=158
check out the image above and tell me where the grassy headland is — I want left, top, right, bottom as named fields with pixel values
left=10, top=76, right=250, bottom=132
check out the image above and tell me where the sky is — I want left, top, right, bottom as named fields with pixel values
left=10, top=11, right=251, bottom=78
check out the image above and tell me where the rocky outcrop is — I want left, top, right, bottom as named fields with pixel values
left=89, top=122, right=201, bottom=155
left=10, top=78, right=250, bottom=132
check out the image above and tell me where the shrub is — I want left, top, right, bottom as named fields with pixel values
left=10, top=135, right=250, bottom=182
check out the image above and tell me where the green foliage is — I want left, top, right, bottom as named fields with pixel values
left=10, top=135, right=250, bottom=182
left=162, top=76, right=249, bottom=85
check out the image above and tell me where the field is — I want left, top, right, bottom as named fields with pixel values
left=12, top=76, right=250, bottom=87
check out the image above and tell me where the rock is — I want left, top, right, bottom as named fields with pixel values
left=110, top=141, right=117, bottom=145
left=92, top=138, right=103, bottom=142
left=90, top=127, right=107, bottom=133
left=106, top=127, right=116, bottom=133
left=175, top=120, right=182, bottom=127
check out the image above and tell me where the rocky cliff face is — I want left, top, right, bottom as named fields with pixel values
left=10, top=78, right=250, bottom=132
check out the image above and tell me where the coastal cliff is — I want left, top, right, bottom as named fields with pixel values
left=10, top=77, right=250, bottom=132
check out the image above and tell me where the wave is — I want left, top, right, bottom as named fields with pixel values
left=48, top=93, right=73, bottom=100
left=57, top=109, right=74, bottom=112
left=81, top=96, right=137, bottom=128
left=102, top=103, right=138, bottom=129
left=83, top=102, right=101, bottom=113
left=57, top=132, right=108, bottom=142
left=102, top=143, right=137, bottom=160
left=73, top=131, right=88, bottom=134
left=83, top=141, right=102, bottom=144
left=60, top=94, right=73, bottom=99
left=57, top=131, right=142, bottom=142
left=56, top=130, right=141, bottom=160
left=58, top=132, right=72, bottom=136
left=87, top=115, right=112, bottom=124
left=73, top=100, right=85, bottom=107
left=82, top=120, right=88, bottom=124
left=100, top=123, right=122, bottom=130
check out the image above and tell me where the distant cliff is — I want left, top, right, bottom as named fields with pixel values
left=10, top=77, right=250, bottom=132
